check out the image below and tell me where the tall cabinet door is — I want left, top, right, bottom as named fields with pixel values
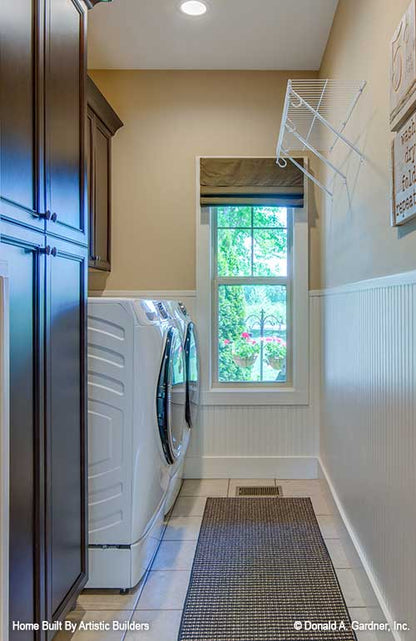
left=45, top=0, right=87, bottom=245
left=45, top=237, right=87, bottom=622
left=92, top=117, right=112, bottom=271
left=0, top=0, right=45, bottom=230
left=1, top=226, right=46, bottom=641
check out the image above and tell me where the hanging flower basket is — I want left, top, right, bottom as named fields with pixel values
left=266, top=356, right=284, bottom=371
left=232, top=353, right=258, bottom=368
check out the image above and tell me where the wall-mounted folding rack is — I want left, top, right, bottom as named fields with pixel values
left=276, top=79, right=367, bottom=197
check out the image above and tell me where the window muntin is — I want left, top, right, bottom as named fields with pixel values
left=213, top=206, right=292, bottom=386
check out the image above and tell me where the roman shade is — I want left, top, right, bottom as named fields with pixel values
left=200, top=157, right=304, bottom=207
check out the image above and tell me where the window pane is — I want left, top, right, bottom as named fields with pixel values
left=217, top=229, right=251, bottom=277
left=218, top=284, right=287, bottom=383
left=253, top=228, right=287, bottom=277
left=217, top=206, right=251, bottom=228
left=253, top=206, right=287, bottom=227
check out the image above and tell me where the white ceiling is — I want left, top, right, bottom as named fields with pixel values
left=88, top=0, right=339, bottom=70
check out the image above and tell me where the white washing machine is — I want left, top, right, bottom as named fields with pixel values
left=153, top=301, right=190, bottom=513
left=163, top=301, right=200, bottom=512
left=87, top=298, right=176, bottom=590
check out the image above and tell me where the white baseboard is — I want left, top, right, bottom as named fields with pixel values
left=318, top=458, right=401, bottom=641
left=184, top=456, right=318, bottom=479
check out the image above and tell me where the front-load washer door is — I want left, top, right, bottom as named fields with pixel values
left=184, top=322, right=200, bottom=429
left=156, top=327, right=186, bottom=464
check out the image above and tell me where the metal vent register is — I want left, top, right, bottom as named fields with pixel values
left=236, top=486, right=282, bottom=497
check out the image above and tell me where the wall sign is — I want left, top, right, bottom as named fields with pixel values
left=392, top=110, right=416, bottom=225
left=390, top=1, right=416, bottom=131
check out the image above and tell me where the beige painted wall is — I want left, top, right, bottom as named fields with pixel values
left=319, top=0, right=416, bottom=631
left=88, top=70, right=319, bottom=293
left=318, top=0, right=416, bottom=289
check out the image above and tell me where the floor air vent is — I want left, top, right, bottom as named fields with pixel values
left=236, top=486, right=282, bottom=497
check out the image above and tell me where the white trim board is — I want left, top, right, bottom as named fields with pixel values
left=318, top=459, right=402, bottom=641
left=184, top=456, right=318, bottom=479
left=310, top=269, right=416, bottom=297
left=88, top=290, right=196, bottom=299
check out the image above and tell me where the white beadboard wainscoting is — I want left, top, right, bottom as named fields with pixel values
left=315, top=270, right=416, bottom=641
left=89, top=290, right=321, bottom=479
left=185, top=295, right=321, bottom=478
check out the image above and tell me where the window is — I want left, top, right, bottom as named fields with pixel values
left=196, top=156, right=309, bottom=406
left=213, top=206, right=292, bottom=386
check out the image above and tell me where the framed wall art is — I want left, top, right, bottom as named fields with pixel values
left=390, top=1, right=416, bottom=131
left=391, top=109, right=416, bottom=225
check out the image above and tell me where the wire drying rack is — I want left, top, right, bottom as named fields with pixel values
left=276, top=79, right=367, bottom=197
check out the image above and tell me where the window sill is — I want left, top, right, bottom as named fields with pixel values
left=200, top=386, right=309, bottom=406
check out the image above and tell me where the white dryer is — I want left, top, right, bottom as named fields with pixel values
left=153, top=301, right=190, bottom=513
left=163, top=301, right=200, bottom=512
left=87, top=298, right=173, bottom=590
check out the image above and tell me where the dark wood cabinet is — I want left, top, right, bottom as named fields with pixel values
left=0, top=1, right=94, bottom=638
left=0, top=0, right=44, bottom=230
left=45, top=0, right=88, bottom=244
left=46, top=238, right=88, bottom=623
left=87, top=76, right=123, bottom=271
left=1, top=225, right=46, bottom=641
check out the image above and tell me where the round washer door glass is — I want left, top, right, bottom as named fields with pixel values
left=157, top=327, right=186, bottom=463
left=185, top=322, right=200, bottom=428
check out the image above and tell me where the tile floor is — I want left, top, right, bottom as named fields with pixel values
left=56, top=479, right=392, bottom=641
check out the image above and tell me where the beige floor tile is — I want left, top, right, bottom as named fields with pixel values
left=136, top=570, right=191, bottom=610
left=163, top=516, right=202, bottom=540
left=348, top=607, right=394, bottom=641
left=325, top=539, right=361, bottom=569
left=278, top=479, right=325, bottom=491
left=309, top=493, right=335, bottom=514
left=317, top=514, right=346, bottom=539
left=228, top=479, right=275, bottom=497
left=336, top=569, right=378, bottom=608
left=172, top=496, right=207, bottom=517
left=54, top=610, right=131, bottom=641
left=126, top=610, right=183, bottom=641
left=76, top=585, right=141, bottom=612
left=180, top=479, right=229, bottom=497
left=279, top=482, right=326, bottom=498
left=151, top=540, right=197, bottom=571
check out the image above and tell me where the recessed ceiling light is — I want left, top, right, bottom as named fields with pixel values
left=180, top=1, right=208, bottom=16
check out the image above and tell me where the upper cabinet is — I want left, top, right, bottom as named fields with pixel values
left=45, top=0, right=88, bottom=244
left=87, top=76, right=123, bottom=271
left=0, top=0, right=44, bottom=229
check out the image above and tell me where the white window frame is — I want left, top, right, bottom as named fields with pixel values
left=196, top=156, right=309, bottom=406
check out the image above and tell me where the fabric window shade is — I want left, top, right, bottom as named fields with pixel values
left=200, top=158, right=304, bottom=207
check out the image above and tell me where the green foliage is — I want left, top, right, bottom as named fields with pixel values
left=217, top=228, right=250, bottom=382
left=231, top=335, right=260, bottom=359
left=264, top=337, right=286, bottom=360
left=216, top=206, right=288, bottom=383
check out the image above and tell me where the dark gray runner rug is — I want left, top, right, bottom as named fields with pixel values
left=178, top=497, right=356, bottom=641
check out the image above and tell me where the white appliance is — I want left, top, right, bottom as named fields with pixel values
left=87, top=298, right=178, bottom=590
left=153, top=301, right=189, bottom=513
left=163, top=301, right=200, bottom=512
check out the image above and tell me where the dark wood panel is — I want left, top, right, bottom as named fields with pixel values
left=2, top=228, right=45, bottom=641
left=45, top=0, right=87, bottom=244
left=45, top=238, right=87, bottom=622
left=87, top=78, right=122, bottom=272
left=86, top=109, right=95, bottom=266
left=93, top=120, right=111, bottom=270
left=0, top=0, right=45, bottom=230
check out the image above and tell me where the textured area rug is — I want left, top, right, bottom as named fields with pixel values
left=178, top=497, right=356, bottom=641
